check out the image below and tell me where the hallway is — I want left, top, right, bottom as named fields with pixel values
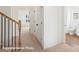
left=1, top=6, right=79, bottom=52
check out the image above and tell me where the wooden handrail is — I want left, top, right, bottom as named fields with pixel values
left=0, top=11, right=19, bottom=24
left=0, top=11, right=21, bottom=52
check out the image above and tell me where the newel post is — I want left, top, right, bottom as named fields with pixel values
left=19, top=20, right=21, bottom=48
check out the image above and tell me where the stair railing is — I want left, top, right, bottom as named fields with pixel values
left=0, top=11, right=21, bottom=52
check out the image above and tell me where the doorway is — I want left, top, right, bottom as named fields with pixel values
left=64, top=6, right=79, bottom=47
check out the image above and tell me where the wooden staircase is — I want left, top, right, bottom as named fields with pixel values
left=0, top=11, right=21, bottom=52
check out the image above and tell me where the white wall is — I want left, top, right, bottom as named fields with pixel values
left=0, top=6, right=11, bottom=16
left=30, top=6, right=64, bottom=49
left=11, top=6, right=33, bottom=21
left=30, top=6, right=44, bottom=46
left=65, top=7, right=79, bottom=27
left=64, top=7, right=79, bottom=34
left=69, top=6, right=79, bottom=27
left=44, top=6, right=64, bottom=49
left=11, top=6, right=34, bottom=32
